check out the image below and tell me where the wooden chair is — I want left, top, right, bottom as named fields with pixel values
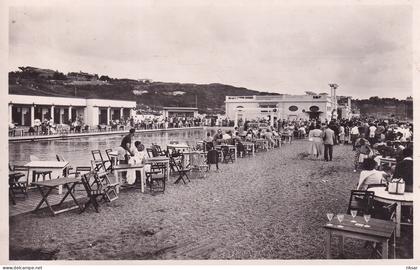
left=171, top=154, right=191, bottom=184
left=146, top=148, right=155, bottom=158
left=221, top=146, right=234, bottom=163
left=346, top=190, right=375, bottom=216
left=80, top=171, right=118, bottom=213
left=91, top=150, right=112, bottom=172
left=146, top=162, right=168, bottom=193
left=189, top=153, right=209, bottom=178
left=29, top=155, right=52, bottom=182
left=9, top=165, right=29, bottom=204
left=369, top=203, right=398, bottom=258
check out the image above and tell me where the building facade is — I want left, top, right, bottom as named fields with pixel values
left=162, top=107, right=199, bottom=118
left=225, top=94, right=339, bottom=126
left=8, top=94, right=136, bottom=127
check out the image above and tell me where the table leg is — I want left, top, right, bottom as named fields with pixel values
left=34, top=186, right=55, bottom=215
left=338, top=235, right=344, bottom=258
left=382, top=240, right=389, bottom=259
left=140, top=168, right=145, bottom=193
left=395, top=202, right=401, bottom=237
left=114, top=170, right=120, bottom=193
left=326, top=231, right=332, bottom=259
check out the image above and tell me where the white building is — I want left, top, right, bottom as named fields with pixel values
left=162, top=107, right=199, bottom=118
left=225, top=94, right=339, bottom=126
left=8, top=94, right=136, bottom=127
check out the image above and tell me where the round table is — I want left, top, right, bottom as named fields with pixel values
left=368, top=186, right=413, bottom=237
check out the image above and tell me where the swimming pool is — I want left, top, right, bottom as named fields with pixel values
left=9, top=128, right=209, bottom=167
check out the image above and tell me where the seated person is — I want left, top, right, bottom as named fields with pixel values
left=213, top=129, right=224, bottom=145
left=357, top=158, right=387, bottom=190
left=392, top=147, right=413, bottom=192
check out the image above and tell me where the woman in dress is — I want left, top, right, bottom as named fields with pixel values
left=308, top=124, right=323, bottom=159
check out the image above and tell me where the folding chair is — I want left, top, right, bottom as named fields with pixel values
left=146, top=148, right=155, bottom=158
left=9, top=165, right=29, bottom=203
left=189, top=153, right=209, bottom=178
left=346, top=190, right=375, bottom=216
left=221, top=146, right=234, bottom=163
left=91, top=150, right=112, bottom=172
left=80, top=171, right=118, bottom=213
left=146, top=162, right=168, bottom=193
left=104, top=149, right=115, bottom=170
left=171, top=154, right=191, bottom=184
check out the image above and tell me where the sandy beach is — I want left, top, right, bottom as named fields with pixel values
left=9, top=140, right=412, bottom=260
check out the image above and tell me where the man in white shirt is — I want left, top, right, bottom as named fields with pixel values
left=368, top=124, right=377, bottom=144
left=350, top=124, right=360, bottom=150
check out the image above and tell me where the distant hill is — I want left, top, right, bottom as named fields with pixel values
left=9, top=67, right=278, bottom=114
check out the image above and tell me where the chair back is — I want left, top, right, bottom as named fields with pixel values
left=10, top=165, right=29, bottom=183
left=91, top=150, right=104, bottom=162
left=347, top=190, right=375, bottom=215
left=146, top=148, right=155, bottom=158
left=372, top=202, right=398, bottom=221
left=56, top=154, right=66, bottom=162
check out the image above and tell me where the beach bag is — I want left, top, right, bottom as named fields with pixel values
left=388, top=178, right=405, bottom=194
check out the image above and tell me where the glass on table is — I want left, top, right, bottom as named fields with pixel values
left=326, top=212, right=334, bottom=226
left=350, top=210, right=357, bottom=223
left=363, top=214, right=371, bottom=228
left=336, top=213, right=344, bottom=228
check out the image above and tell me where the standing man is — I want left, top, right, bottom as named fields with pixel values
left=120, top=128, right=136, bottom=164
left=350, top=123, right=360, bottom=150
left=323, top=124, right=335, bottom=162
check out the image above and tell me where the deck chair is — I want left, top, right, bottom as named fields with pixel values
left=29, top=155, right=52, bottom=182
left=171, top=154, right=191, bottom=184
left=221, top=146, right=234, bottom=163
left=146, top=162, right=168, bottom=193
left=346, top=190, right=375, bottom=216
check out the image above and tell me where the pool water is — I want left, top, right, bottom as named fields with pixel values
left=9, top=129, right=209, bottom=167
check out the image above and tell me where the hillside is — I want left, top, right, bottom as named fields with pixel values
left=9, top=68, right=278, bottom=114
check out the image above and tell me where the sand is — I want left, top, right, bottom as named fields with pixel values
left=9, top=140, right=413, bottom=260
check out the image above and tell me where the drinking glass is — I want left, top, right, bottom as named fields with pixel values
left=364, top=214, right=371, bottom=228
left=337, top=213, right=344, bottom=228
left=350, top=210, right=357, bottom=223
left=326, top=213, right=334, bottom=226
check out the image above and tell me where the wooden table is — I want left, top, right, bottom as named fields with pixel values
left=113, top=163, right=145, bottom=193
left=31, top=177, right=83, bottom=216
left=368, top=187, right=413, bottom=237
left=324, top=214, right=396, bottom=259
left=24, top=161, right=70, bottom=194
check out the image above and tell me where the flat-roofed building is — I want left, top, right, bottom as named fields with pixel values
left=225, top=94, right=340, bottom=126
left=8, top=94, right=136, bottom=127
left=162, top=107, right=199, bottom=118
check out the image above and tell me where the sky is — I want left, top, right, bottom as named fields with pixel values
left=8, top=1, right=413, bottom=99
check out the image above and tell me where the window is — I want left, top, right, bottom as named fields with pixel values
left=236, top=106, right=244, bottom=112
left=309, top=106, right=320, bottom=112
left=288, top=105, right=298, bottom=112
